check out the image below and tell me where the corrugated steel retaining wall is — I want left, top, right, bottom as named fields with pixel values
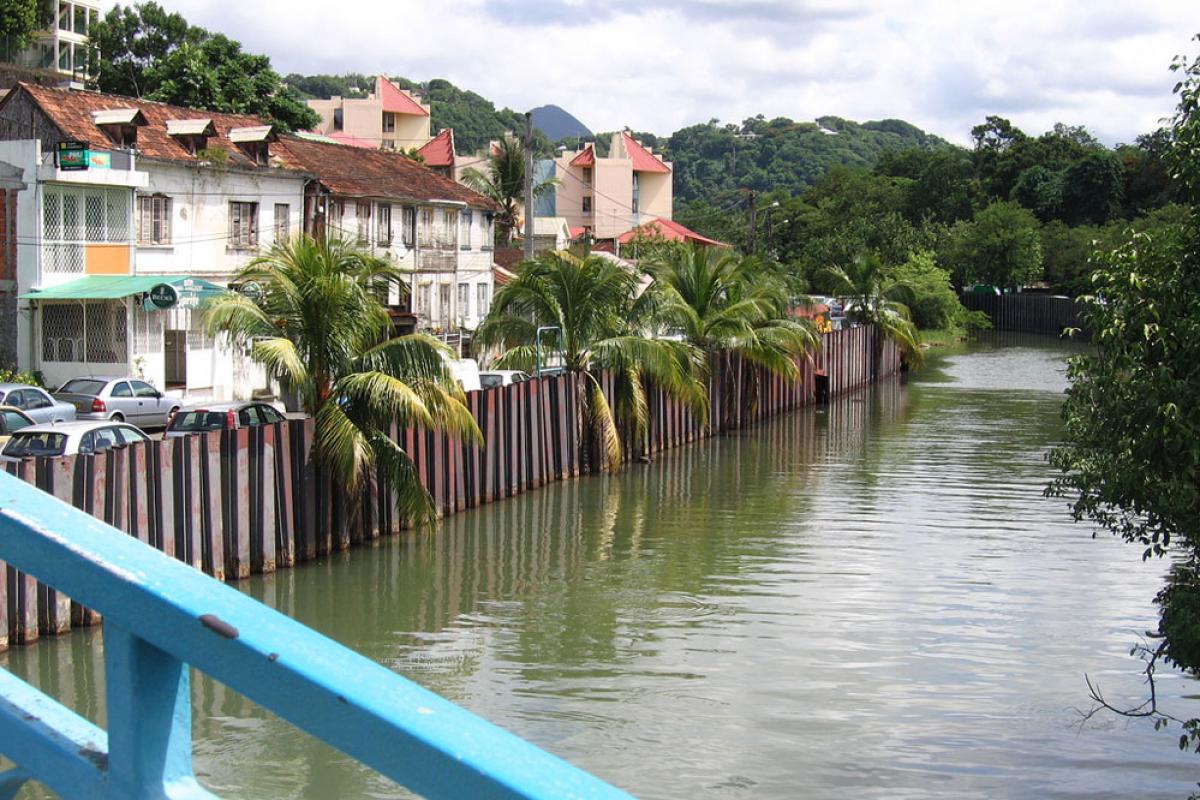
left=960, top=292, right=1087, bottom=337
left=0, top=326, right=898, bottom=648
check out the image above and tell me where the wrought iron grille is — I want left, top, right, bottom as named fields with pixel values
left=41, top=303, right=84, bottom=362
left=84, top=302, right=127, bottom=363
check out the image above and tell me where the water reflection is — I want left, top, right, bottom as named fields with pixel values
left=2, top=339, right=1197, bottom=799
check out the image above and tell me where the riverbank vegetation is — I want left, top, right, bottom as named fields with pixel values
left=475, top=251, right=707, bottom=471
left=204, top=235, right=480, bottom=526
left=1048, top=37, right=1200, bottom=761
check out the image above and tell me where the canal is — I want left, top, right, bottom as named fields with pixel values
left=4, top=335, right=1199, bottom=798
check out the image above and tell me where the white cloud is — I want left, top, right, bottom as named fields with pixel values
left=158, top=0, right=1200, bottom=144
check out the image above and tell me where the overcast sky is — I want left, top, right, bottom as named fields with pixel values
left=161, top=0, right=1200, bottom=146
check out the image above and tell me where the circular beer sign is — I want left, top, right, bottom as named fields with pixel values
left=148, top=283, right=178, bottom=309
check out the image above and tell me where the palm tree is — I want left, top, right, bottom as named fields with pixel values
left=645, top=243, right=821, bottom=382
left=821, top=253, right=924, bottom=377
left=461, top=136, right=557, bottom=246
left=475, top=251, right=706, bottom=471
left=204, top=235, right=480, bottom=527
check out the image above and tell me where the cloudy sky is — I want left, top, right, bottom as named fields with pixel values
left=162, top=0, right=1200, bottom=145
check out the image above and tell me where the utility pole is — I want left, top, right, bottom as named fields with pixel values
left=747, top=190, right=757, bottom=256
left=523, top=111, right=535, bottom=262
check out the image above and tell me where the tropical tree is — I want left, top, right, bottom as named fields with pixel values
left=204, top=235, right=480, bottom=526
left=475, top=251, right=706, bottom=471
left=821, top=254, right=924, bottom=377
left=460, top=136, right=556, bottom=246
left=643, top=243, right=820, bottom=426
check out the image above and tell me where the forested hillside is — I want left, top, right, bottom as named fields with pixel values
left=664, top=115, right=950, bottom=204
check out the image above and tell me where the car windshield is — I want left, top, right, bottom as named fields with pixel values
left=2, top=432, right=67, bottom=457
left=169, top=410, right=230, bottom=432
left=58, top=379, right=107, bottom=395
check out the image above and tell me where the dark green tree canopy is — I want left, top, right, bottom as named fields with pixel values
left=0, top=0, right=54, bottom=57
left=90, top=2, right=317, bottom=131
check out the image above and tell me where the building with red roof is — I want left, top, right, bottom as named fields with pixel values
left=548, top=131, right=672, bottom=240
left=0, top=82, right=501, bottom=399
left=616, top=218, right=730, bottom=249
left=307, top=76, right=432, bottom=152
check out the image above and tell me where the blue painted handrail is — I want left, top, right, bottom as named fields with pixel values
left=0, top=471, right=636, bottom=800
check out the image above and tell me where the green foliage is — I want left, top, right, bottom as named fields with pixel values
left=1048, top=37, right=1200, bottom=756
left=204, top=235, right=479, bottom=526
left=821, top=254, right=924, bottom=370
left=664, top=114, right=951, bottom=205
left=890, top=251, right=966, bottom=330
left=475, top=251, right=706, bottom=470
left=944, top=201, right=1043, bottom=289
left=283, top=72, right=373, bottom=100
left=0, top=367, right=40, bottom=387
left=0, top=0, right=52, bottom=56
left=90, top=2, right=317, bottom=131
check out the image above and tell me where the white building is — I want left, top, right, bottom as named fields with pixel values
left=9, top=0, right=103, bottom=83
left=0, top=82, right=309, bottom=399
left=275, top=135, right=498, bottom=335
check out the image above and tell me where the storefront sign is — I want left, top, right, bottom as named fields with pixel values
left=147, top=283, right=178, bottom=310
left=56, top=141, right=89, bottom=171
left=87, top=151, right=112, bottom=170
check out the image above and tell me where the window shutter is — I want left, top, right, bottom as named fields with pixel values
left=162, top=197, right=172, bottom=243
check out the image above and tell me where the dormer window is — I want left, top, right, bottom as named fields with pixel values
left=229, top=125, right=277, bottom=166
left=92, top=108, right=147, bottom=149
left=166, top=118, right=216, bottom=155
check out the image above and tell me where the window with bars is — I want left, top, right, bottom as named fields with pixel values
left=376, top=204, right=392, bottom=246
left=229, top=201, right=258, bottom=249
left=356, top=202, right=371, bottom=244
left=41, top=302, right=126, bottom=363
left=42, top=186, right=133, bottom=275
left=274, top=203, right=290, bottom=243
left=137, top=195, right=171, bottom=245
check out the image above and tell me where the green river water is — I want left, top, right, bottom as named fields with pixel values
left=4, top=334, right=1199, bottom=798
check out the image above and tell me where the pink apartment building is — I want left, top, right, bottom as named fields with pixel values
left=306, top=76, right=431, bottom=151
left=554, top=132, right=672, bottom=240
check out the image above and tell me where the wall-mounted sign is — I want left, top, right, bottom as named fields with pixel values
left=237, top=280, right=264, bottom=302
left=87, top=151, right=111, bottom=170
left=56, top=141, right=88, bottom=171
left=146, top=283, right=178, bottom=310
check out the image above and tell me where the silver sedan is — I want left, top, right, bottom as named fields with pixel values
left=54, top=376, right=181, bottom=428
left=0, top=383, right=77, bottom=424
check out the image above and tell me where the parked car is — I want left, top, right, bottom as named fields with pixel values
left=1, top=420, right=151, bottom=459
left=0, top=383, right=77, bottom=424
left=479, top=370, right=531, bottom=389
left=54, top=377, right=180, bottom=427
left=0, top=406, right=35, bottom=447
left=164, top=401, right=288, bottom=438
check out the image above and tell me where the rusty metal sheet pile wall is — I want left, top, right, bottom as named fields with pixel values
left=0, top=328, right=898, bottom=648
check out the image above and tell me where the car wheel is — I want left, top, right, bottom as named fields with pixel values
left=110, top=412, right=124, bottom=422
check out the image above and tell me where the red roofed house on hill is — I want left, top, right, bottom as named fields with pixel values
left=547, top=131, right=672, bottom=241
left=307, top=76, right=432, bottom=152
left=0, top=82, right=499, bottom=402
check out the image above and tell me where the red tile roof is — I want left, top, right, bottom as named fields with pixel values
left=568, top=145, right=595, bottom=167
left=3, top=82, right=297, bottom=170
left=622, top=132, right=670, bottom=174
left=377, top=76, right=429, bottom=117
left=272, top=135, right=497, bottom=209
left=617, top=217, right=729, bottom=247
left=492, top=248, right=524, bottom=272
left=417, top=128, right=455, bottom=167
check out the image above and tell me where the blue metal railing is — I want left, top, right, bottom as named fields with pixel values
left=0, top=471, right=635, bottom=800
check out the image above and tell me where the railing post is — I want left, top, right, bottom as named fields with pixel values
left=104, top=624, right=213, bottom=799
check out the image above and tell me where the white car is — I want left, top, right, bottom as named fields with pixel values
left=479, top=370, right=531, bottom=388
left=0, top=420, right=151, bottom=459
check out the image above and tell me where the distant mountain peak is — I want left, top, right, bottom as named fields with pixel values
left=531, top=105, right=592, bottom=141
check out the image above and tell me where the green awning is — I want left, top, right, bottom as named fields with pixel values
left=21, top=275, right=227, bottom=303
